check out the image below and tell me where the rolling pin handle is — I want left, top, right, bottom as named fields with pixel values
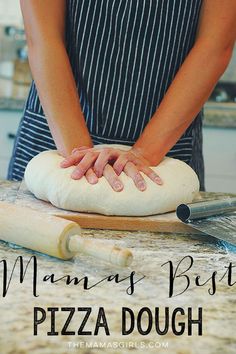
left=68, top=235, right=133, bottom=267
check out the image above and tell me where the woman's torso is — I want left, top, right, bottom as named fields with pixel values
left=9, top=0, right=204, bottom=185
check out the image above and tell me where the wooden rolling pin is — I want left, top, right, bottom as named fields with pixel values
left=0, top=202, right=133, bottom=267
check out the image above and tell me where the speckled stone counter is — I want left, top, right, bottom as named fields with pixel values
left=0, top=181, right=236, bottom=354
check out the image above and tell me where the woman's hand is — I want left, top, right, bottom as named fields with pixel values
left=60, top=146, right=163, bottom=192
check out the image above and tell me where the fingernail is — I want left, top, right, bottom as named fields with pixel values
left=114, top=182, right=123, bottom=191
left=138, top=181, right=146, bottom=191
left=89, top=177, right=98, bottom=184
left=155, top=176, right=163, bottom=185
left=60, top=161, right=68, bottom=167
left=71, top=172, right=81, bottom=179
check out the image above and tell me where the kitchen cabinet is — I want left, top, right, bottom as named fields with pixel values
left=0, top=109, right=21, bottom=179
left=203, top=127, right=236, bottom=193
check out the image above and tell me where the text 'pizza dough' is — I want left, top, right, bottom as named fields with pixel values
left=24, top=144, right=200, bottom=216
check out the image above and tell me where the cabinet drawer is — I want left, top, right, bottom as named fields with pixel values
left=0, top=158, right=10, bottom=180
left=203, top=126, right=236, bottom=193
left=203, top=127, right=236, bottom=177
left=0, top=110, right=22, bottom=158
left=205, top=175, right=236, bottom=194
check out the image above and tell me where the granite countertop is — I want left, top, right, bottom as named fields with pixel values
left=204, top=102, right=236, bottom=129
left=0, top=77, right=236, bottom=128
left=0, top=180, right=236, bottom=354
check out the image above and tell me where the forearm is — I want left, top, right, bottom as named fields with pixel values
left=28, top=40, right=93, bottom=157
left=134, top=41, right=234, bottom=165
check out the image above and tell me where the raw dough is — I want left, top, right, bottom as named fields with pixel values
left=24, top=144, right=200, bottom=216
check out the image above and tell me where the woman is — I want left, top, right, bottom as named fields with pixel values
left=8, top=0, right=236, bottom=192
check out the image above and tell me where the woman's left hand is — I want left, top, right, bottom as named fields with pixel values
left=60, top=146, right=163, bottom=191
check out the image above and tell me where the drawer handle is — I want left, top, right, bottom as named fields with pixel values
left=7, top=133, right=16, bottom=140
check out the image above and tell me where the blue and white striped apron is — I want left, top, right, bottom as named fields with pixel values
left=8, top=0, right=205, bottom=189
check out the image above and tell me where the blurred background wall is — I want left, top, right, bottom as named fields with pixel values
left=0, top=0, right=21, bottom=25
